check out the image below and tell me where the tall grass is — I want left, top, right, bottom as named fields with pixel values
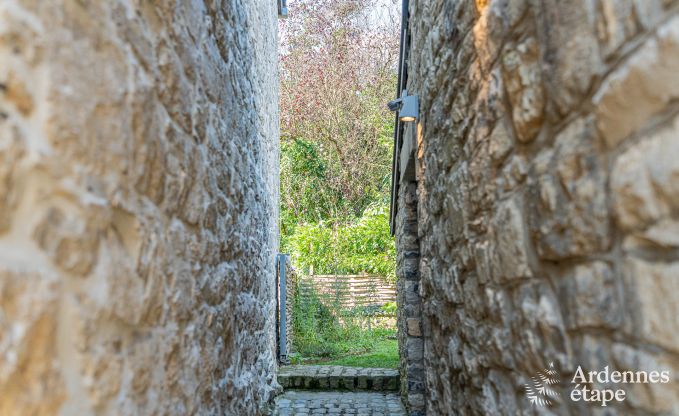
left=291, top=282, right=396, bottom=361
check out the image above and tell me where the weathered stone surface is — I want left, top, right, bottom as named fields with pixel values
left=488, top=121, right=513, bottom=166
left=0, top=118, right=25, bottom=234
left=529, top=117, right=609, bottom=259
left=501, top=37, right=544, bottom=143
left=406, top=318, right=422, bottom=337
left=490, top=194, right=532, bottom=280
left=0, top=1, right=279, bottom=415
left=534, top=0, right=603, bottom=115
left=611, top=343, right=679, bottom=413
left=557, top=261, right=621, bottom=330
left=611, top=113, right=679, bottom=232
left=598, top=0, right=638, bottom=58
left=396, top=0, right=679, bottom=414
left=594, top=15, right=679, bottom=148
left=395, top=181, right=425, bottom=414
left=622, top=258, right=679, bottom=354
left=0, top=266, right=63, bottom=415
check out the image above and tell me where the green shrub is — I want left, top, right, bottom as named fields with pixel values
left=287, top=203, right=396, bottom=280
left=380, top=301, right=397, bottom=315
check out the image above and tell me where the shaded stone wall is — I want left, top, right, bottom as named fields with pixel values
left=396, top=0, right=679, bottom=414
left=395, top=181, right=425, bottom=415
left=0, top=1, right=279, bottom=415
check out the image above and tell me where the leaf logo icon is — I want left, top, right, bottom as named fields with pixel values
left=525, top=362, right=561, bottom=407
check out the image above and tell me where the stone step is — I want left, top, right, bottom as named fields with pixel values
left=278, top=365, right=399, bottom=392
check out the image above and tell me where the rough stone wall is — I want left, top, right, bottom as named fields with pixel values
left=395, top=181, right=425, bottom=415
left=0, top=1, right=279, bottom=415
left=399, top=0, right=679, bottom=414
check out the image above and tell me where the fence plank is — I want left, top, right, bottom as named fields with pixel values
left=297, top=274, right=396, bottom=312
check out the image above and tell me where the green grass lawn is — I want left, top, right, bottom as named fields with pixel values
left=302, top=338, right=399, bottom=369
left=321, top=339, right=399, bottom=368
left=290, top=294, right=400, bottom=369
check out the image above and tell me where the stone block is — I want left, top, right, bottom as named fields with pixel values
left=490, top=194, right=533, bottom=280
left=611, top=343, right=679, bottom=413
left=557, top=261, right=621, bottom=329
left=318, top=377, right=329, bottom=389
left=501, top=37, right=544, bottom=143
left=535, top=0, right=603, bottom=114
left=407, top=338, right=424, bottom=361
left=406, top=318, right=422, bottom=337
left=407, top=393, right=425, bottom=410
left=488, top=121, right=513, bottom=166
left=357, top=375, right=367, bottom=389
left=404, top=280, right=421, bottom=307
left=622, top=219, right=679, bottom=250
left=594, top=15, right=679, bottom=148
left=342, top=376, right=355, bottom=390
left=611, top=114, right=679, bottom=231
left=32, top=206, right=103, bottom=277
left=597, top=0, right=638, bottom=58
left=329, top=375, right=340, bottom=389
left=528, top=117, right=609, bottom=259
left=622, top=258, right=679, bottom=353
left=385, top=376, right=400, bottom=391
left=0, top=122, right=25, bottom=234
left=0, top=267, right=64, bottom=414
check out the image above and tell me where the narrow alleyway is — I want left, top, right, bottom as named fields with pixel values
left=270, top=366, right=406, bottom=415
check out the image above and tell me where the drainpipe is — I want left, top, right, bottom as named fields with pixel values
left=389, top=0, right=410, bottom=235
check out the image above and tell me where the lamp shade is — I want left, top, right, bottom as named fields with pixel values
left=399, top=94, right=418, bottom=122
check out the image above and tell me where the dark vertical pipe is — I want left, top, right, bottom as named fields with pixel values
left=389, top=0, right=409, bottom=235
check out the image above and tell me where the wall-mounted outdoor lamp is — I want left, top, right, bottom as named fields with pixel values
left=387, top=90, right=419, bottom=122
left=278, top=0, right=288, bottom=17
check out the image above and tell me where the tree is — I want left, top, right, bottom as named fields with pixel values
left=279, top=0, right=399, bottom=226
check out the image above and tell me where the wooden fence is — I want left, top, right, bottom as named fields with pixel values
left=297, top=274, right=396, bottom=311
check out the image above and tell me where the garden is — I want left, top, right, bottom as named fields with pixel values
left=279, top=0, right=400, bottom=368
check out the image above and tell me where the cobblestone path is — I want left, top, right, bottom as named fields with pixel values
left=270, top=391, right=406, bottom=415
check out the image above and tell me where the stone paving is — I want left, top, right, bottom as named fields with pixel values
left=278, top=365, right=399, bottom=391
left=269, top=391, right=406, bottom=415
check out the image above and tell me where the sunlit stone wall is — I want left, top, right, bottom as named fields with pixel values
left=396, top=0, right=679, bottom=413
left=0, top=1, right=279, bottom=414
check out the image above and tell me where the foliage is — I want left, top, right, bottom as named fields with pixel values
left=281, top=0, right=400, bottom=364
left=292, top=283, right=373, bottom=358
left=279, top=0, right=398, bottom=220
left=279, top=0, right=399, bottom=275
left=380, top=301, right=397, bottom=315
left=287, top=204, right=396, bottom=278
left=292, top=280, right=397, bottom=364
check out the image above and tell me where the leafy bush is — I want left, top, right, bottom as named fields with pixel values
left=280, top=0, right=400, bottom=365
left=287, top=203, right=396, bottom=280
left=380, top=301, right=397, bottom=315
left=279, top=0, right=398, bottom=278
